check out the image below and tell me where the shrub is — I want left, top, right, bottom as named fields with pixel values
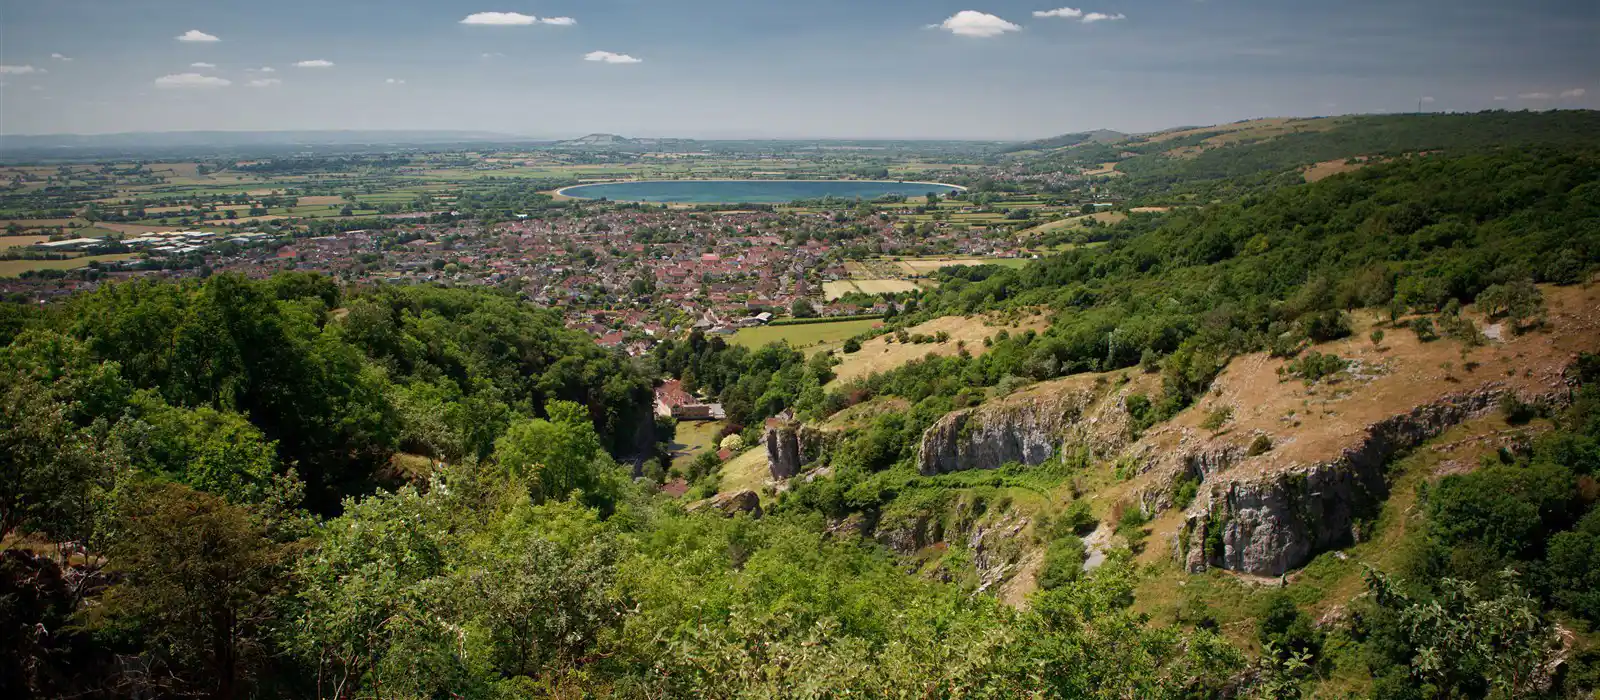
left=1200, top=406, right=1233, bottom=431
left=842, top=337, right=861, bottom=353
left=1499, top=393, right=1540, bottom=425
left=1248, top=434, right=1274, bottom=456
left=1279, top=351, right=1348, bottom=383
left=1409, top=316, right=1439, bottom=342
left=1172, top=473, right=1200, bottom=510
left=1036, top=536, right=1087, bottom=590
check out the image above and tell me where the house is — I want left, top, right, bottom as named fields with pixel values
left=653, top=379, right=726, bottom=420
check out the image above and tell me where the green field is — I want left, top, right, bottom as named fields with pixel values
left=727, top=318, right=882, bottom=351
left=0, top=253, right=139, bottom=278
left=669, top=419, right=726, bottom=473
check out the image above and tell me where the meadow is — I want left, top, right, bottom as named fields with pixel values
left=728, top=317, right=882, bottom=350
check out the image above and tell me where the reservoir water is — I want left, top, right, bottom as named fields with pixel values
left=556, top=179, right=964, bottom=204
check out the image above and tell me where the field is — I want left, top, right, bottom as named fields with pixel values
left=894, top=256, right=1032, bottom=275
left=823, top=279, right=918, bottom=300
left=1018, top=211, right=1127, bottom=237
left=728, top=318, right=882, bottom=351
left=715, top=447, right=771, bottom=502
left=669, top=419, right=725, bottom=473
left=1303, top=157, right=1371, bottom=182
left=0, top=235, right=51, bottom=250
left=0, top=253, right=139, bottom=277
left=827, top=311, right=1052, bottom=387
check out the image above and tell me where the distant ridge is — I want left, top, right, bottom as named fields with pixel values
left=1000, top=129, right=1125, bottom=154
left=553, top=133, right=700, bottom=149
left=0, top=130, right=532, bottom=151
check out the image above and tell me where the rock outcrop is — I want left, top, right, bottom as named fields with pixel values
left=916, top=376, right=1134, bottom=475
left=764, top=422, right=801, bottom=479
left=688, top=490, right=763, bottom=518
left=765, top=421, right=843, bottom=480
left=1180, top=385, right=1519, bottom=576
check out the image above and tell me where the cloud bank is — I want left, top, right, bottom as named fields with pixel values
left=934, top=11, right=1021, bottom=38
left=176, top=29, right=220, bottom=43
left=460, top=12, right=575, bottom=26
left=585, top=51, right=642, bottom=64
left=155, top=73, right=230, bottom=88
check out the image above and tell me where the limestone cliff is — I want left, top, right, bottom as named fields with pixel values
left=1180, top=385, right=1518, bottom=576
left=916, top=374, right=1145, bottom=475
left=764, top=423, right=801, bottom=479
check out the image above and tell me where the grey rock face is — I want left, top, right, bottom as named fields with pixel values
left=916, top=387, right=1101, bottom=475
left=1182, top=386, right=1516, bottom=576
left=764, top=423, right=801, bottom=479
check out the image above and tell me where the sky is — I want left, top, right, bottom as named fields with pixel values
left=0, top=0, right=1595, bottom=139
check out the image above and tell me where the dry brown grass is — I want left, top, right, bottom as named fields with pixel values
left=827, top=311, right=1051, bottom=387
left=1303, top=158, right=1370, bottom=182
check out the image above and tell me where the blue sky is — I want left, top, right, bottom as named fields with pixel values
left=1, top=0, right=1594, bottom=138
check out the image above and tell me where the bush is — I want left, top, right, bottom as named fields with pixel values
left=842, top=337, right=861, bottom=353
left=1200, top=406, right=1233, bottom=431
left=1409, top=316, right=1439, bottom=342
left=1248, top=434, right=1274, bottom=456
left=1499, top=393, right=1540, bottom=425
left=1257, top=593, right=1324, bottom=663
left=1172, top=474, right=1200, bottom=510
left=1036, top=536, right=1087, bottom=590
left=1279, top=351, right=1348, bottom=383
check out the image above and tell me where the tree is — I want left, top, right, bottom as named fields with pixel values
left=1362, top=567, right=1558, bottom=697
left=494, top=400, right=618, bottom=509
left=453, top=505, right=622, bottom=679
left=791, top=298, right=818, bottom=318
left=98, top=482, right=289, bottom=700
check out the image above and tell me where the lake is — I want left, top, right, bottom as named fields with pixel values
left=556, top=180, right=964, bottom=204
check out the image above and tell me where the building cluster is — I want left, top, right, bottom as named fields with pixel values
left=5, top=204, right=1030, bottom=354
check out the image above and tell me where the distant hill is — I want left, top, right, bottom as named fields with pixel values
left=553, top=133, right=702, bottom=150
left=1000, top=129, right=1125, bottom=154
left=0, top=130, right=530, bottom=150
left=1020, top=110, right=1600, bottom=196
left=556, top=133, right=636, bottom=147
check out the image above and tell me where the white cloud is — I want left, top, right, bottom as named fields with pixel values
left=191, top=62, right=217, bottom=68
left=1080, top=11, right=1126, bottom=22
left=50, top=53, right=72, bottom=62
left=480, top=52, right=505, bottom=59
left=295, top=59, right=334, bottom=68
left=933, top=10, right=1021, bottom=38
left=247, top=67, right=275, bottom=73
left=1420, top=96, right=1435, bottom=103
left=176, top=29, right=220, bottom=43
left=0, top=65, right=41, bottom=75
left=585, top=50, right=642, bottom=64
left=1560, top=88, right=1587, bottom=99
left=1519, top=92, right=1553, bottom=100
left=155, top=73, right=231, bottom=88
left=247, top=78, right=281, bottom=87
left=385, top=78, right=407, bottom=84
left=1033, top=7, right=1083, bottom=18
left=460, top=11, right=537, bottom=25
left=1493, top=96, right=1508, bottom=101
left=541, top=16, right=576, bottom=25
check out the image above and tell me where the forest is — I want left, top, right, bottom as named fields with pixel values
left=4, top=124, right=1600, bottom=697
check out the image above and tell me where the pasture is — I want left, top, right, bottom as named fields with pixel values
left=670, top=419, right=726, bottom=473
left=823, top=279, right=918, bottom=300
left=0, top=253, right=139, bottom=278
left=728, top=318, right=882, bottom=350
left=826, top=311, right=1051, bottom=387
left=894, top=256, right=1032, bottom=276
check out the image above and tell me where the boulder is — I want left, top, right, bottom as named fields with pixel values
left=688, top=490, right=763, bottom=518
